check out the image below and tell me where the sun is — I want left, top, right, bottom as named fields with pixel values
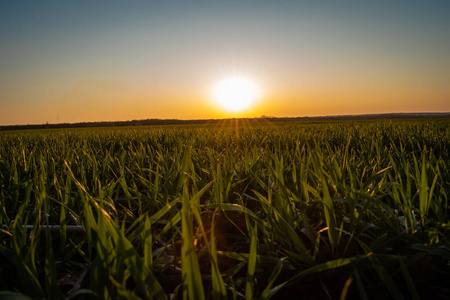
left=213, top=76, right=259, bottom=112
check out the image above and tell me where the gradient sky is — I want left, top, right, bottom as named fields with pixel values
left=1, top=1, right=449, bottom=125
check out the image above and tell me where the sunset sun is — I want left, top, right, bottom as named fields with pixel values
left=213, top=76, right=259, bottom=112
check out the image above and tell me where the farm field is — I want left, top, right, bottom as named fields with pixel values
left=0, top=119, right=449, bottom=299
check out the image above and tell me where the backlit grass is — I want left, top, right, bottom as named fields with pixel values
left=0, top=119, right=449, bottom=299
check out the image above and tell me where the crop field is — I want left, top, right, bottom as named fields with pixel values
left=0, top=119, right=449, bottom=299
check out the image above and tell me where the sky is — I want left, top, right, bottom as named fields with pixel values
left=1, top=1, right=449, bottom=125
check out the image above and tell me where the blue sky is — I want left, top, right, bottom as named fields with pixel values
left=1, top=1, right=449, bottom=125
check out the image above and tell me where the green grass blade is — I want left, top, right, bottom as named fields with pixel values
left=358, top=241, right=404, bottom=300
left=419, top=149, right=428, bottom=226
left=210, top=208, right=227, bottom=300
left=245, top=221, right=257, bottom=300
left=266, top=257, right=360, bottom=299
left=181, top=178, right=205, bottom=300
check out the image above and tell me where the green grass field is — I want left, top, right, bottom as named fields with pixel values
left=1, top=119, right=449, bottom=299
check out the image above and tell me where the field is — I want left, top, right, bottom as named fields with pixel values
left=0, top=119, right=449, bottom=299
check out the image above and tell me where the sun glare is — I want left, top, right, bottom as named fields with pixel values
left=213, top=76, right=259, bottom=112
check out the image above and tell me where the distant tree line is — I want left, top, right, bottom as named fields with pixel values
left=1, top=113, right=449, bottom=131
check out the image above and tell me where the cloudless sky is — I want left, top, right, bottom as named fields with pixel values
left=1, top=1, right=449, bottom=125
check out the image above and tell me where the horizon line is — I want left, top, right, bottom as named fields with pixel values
left=1, top=111, right=450, bottom=129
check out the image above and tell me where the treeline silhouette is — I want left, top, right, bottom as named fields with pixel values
left=1, top=113, right=449, bottom=131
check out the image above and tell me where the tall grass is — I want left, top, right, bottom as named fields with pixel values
left=0, top=120, right=449, bottom=299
